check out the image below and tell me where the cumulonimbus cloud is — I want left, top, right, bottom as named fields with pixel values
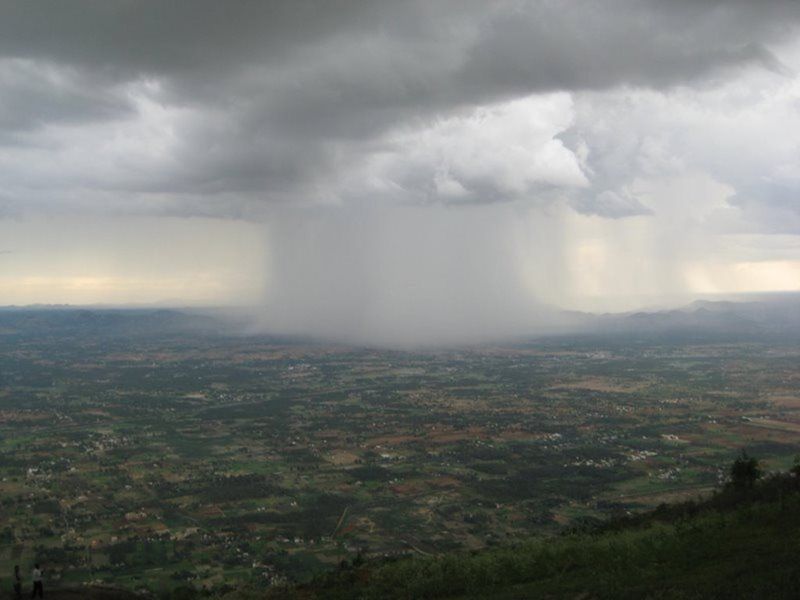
left=0, top=0, right=797, bottom=218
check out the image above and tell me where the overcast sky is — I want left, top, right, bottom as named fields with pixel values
left=1, top=1, right=799, bottom=343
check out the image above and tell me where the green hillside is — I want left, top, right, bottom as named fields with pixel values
left=237, top=459, right=800, bottom=600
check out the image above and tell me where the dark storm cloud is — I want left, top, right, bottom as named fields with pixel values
left=0, top=0, right=798, bottom=215
left=458, top=3, right=793, bottom=93
left=0, top=60, right=132, bottom=135
left=0, top=2, right=371, bottom=77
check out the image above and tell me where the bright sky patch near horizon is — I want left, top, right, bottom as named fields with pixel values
left=0, top=1, right=799, bottom=342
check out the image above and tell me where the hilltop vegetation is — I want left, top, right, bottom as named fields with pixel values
left=244, top=462, right=800, bottom=599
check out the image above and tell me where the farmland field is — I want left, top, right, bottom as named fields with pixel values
left=1, top=311, right=799, bottom=593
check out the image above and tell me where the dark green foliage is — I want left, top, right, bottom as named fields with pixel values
left=263, top=550, right=326, bottom=583
left=729, top=450, right=762, bottom=491
left=161, top=587, right=197, bottom=600
left=32, top=498, right=61, bottom=515
left=348, top=465, right=392, bottom=482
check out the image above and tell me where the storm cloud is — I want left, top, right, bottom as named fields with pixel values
left=0, top=1, right=798, bottom=213
left=1, top=1, right=800, bottom=343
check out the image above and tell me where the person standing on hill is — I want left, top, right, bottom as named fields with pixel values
left=13, top=565, right=22, bottom=598
left=30, top=564, right=43, bottom=599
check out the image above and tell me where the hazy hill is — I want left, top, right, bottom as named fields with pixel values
left=0, top=307, right=222, bottom=339
left=1, top=294, right=797, bottom=345
left=570, top=294, right=800, bottom=341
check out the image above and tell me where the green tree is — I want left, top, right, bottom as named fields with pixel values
left=729, top=450, right=761, bottom=491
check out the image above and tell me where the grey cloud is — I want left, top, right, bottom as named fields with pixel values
left=0, top=1, right=798, bottom=215
left=458, top=2, right=795, bottom=94
left=727, top=185, right=800, bottom=234
left=0, top=60, right=132, bottom=137
left=0, top=2, right=373, bottom=80
left=572, top=190, right=653, bottom=219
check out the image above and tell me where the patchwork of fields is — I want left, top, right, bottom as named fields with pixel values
left=1, top=325, right=799, bottom=593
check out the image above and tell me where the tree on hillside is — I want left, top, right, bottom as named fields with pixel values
left=729, top=450, right=762, bottom=491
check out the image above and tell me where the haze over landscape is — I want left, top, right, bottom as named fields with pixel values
left=1, top=1, right=799, bottom=344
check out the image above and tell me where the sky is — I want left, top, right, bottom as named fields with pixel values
left=1, top=1, right=799, bottom=343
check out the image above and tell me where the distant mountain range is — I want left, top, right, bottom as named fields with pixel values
left=568, top=294, right=800, bottom=341
left=0, top=307, right=224, bottom=338
left=1, top=294, right=798, bottom=343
